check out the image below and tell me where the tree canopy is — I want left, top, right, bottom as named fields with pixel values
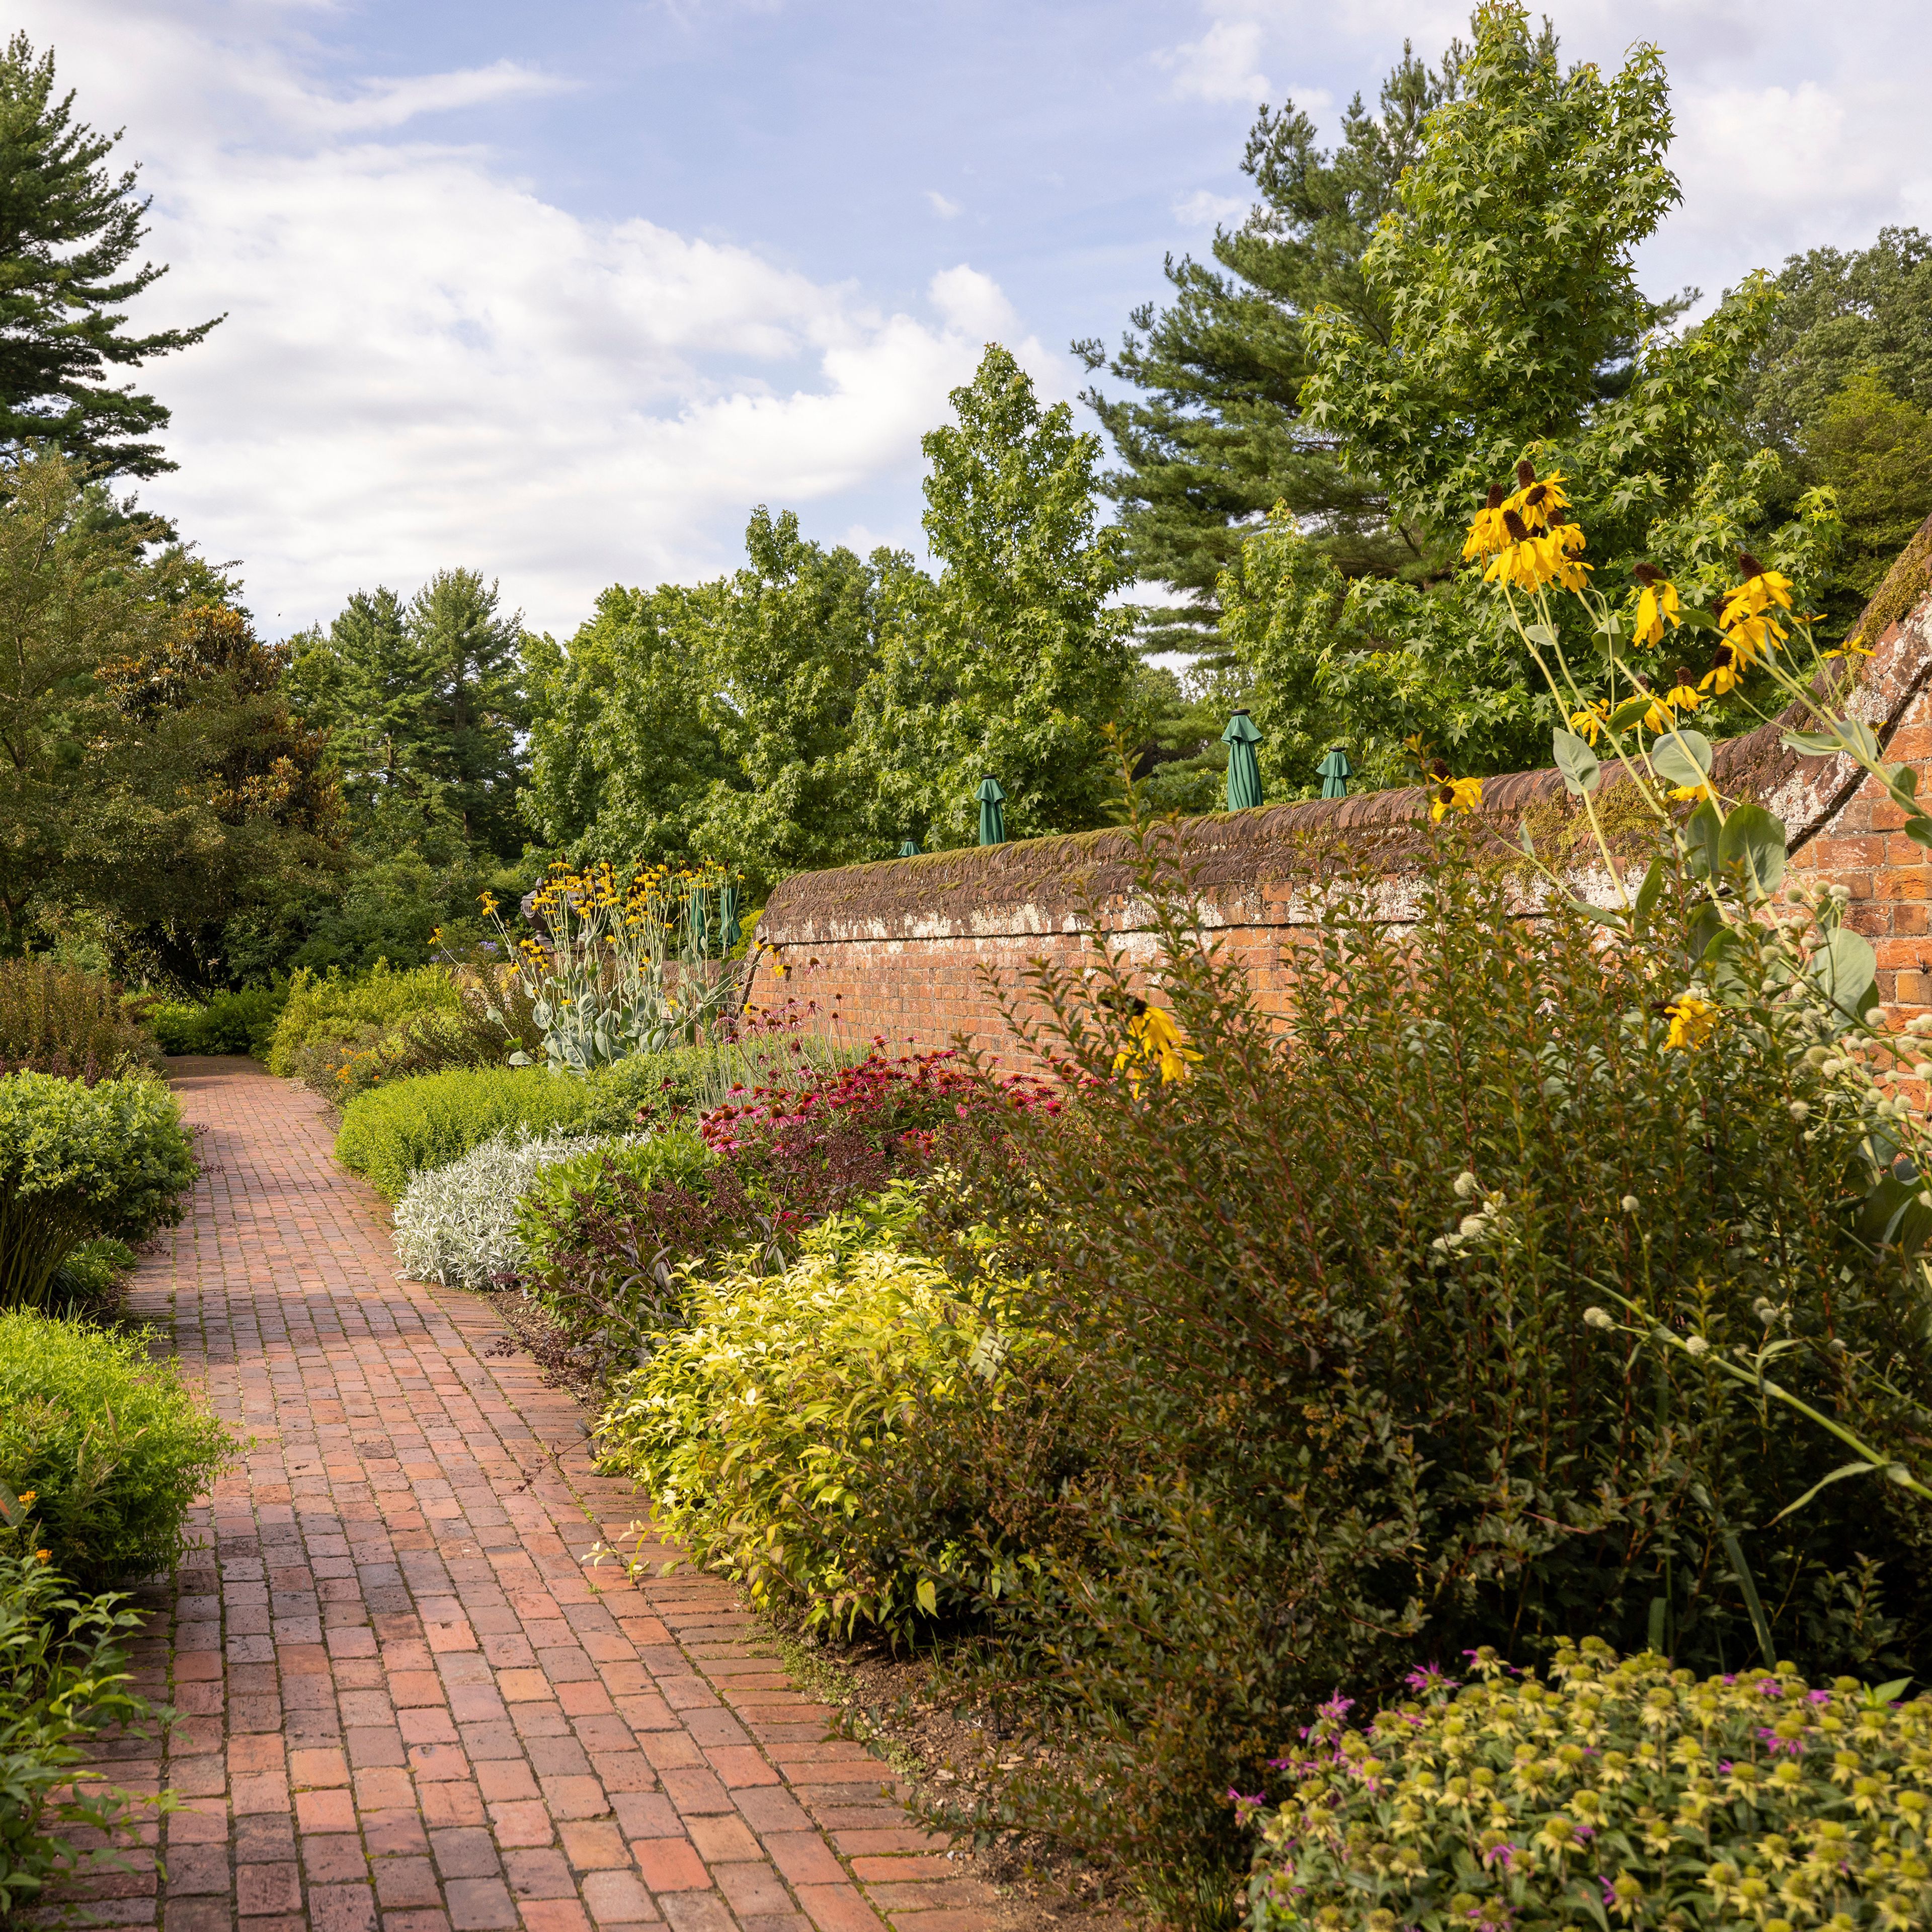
left=524, top=345, right=1137, bottom=894
left=0, top=35, right=219, bottom=477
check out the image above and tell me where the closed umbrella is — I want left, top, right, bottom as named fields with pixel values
left=1318, top=747, right=1353, bottom=799
left=976, top=776, right=1007, bottom=846
left=719, top=881, right=742, bottom=951
left=898, top=838, right=920, bottom=857
left=1222, top=710, right=1263, bottom=811
left=686, top=882, right=709, bottom=957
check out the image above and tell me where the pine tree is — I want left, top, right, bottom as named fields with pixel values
left=1073, top=44, right=1461, bottom=648
left=403, top=570, right=529, bottom=861
left=0, top=34, right=221, bottom=477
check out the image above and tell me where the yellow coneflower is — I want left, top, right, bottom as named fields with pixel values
left=1569, top=700, right=1610, bottom=745
left=1663, top=671, right=1701, bottom=714
left=1501, top=460, right=1572, bottom=534
left=1631, top=565, right=1681, bottom=649
left=1430, top=775, right=1484, bottom=823
left=1464, top=482, right=1510, bottom=561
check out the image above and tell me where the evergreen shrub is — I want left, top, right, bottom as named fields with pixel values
left=0, top=1311, right=235, bottom=1584
left=597, top=1186, right=1054, bottom=1634
left=0, top=1073, right=196, bottom=1307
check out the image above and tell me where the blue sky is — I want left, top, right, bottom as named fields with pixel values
left=34, top=0, right=1932, bottom=637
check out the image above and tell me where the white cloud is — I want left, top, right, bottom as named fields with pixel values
left=1156, top=19, right=1271, bottom=104
left=322, top=61, right=573, bottom=134
left=925, top=189, right=962, bottom=218
left=1173, top=188, right=1250, bottom=227
left=9, top=1, right=1063, bottom=635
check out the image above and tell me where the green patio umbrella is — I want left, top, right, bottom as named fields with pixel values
left=1318, top=746, right=1353, bottom=799
left=719, top=881, right=742, bottom=951
left=976, top=776, right=1007, bottom=846
left=1222, top=710, right=1263, bottom=811
left=898, top=838, right=920, bottom=857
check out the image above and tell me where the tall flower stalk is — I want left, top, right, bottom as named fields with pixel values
left=481, top=860, right=742, bottom=1074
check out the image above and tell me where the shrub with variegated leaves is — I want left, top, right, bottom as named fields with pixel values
left=1243, top=1638, right=1931, bottom=1932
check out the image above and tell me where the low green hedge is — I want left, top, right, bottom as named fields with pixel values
left=0, top=1311, right=235, bottom=1585
left=146, top=985, right=285, bottom=1057
left=265, top=962, right=459, bottom=1076
left=0, top=1528, right=155, bottom=1909
left=1245, top=1640, right=1932, bottom=1932
left=335, top=1055, right=714, bottom=1199
left=0, top=1073, right=197, bottom=1308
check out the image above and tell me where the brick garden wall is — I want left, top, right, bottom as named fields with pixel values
left=752, top=523, right=1932, bottom=1063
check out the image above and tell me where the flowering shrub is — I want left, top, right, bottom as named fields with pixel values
left=516, top=1152, right=757, bottom=1377
left=1245, top=1640, right=1931, bottom=1932
left=700, top=1044, right=1057, bottom=1227
left=911, top=819, right=1932, bottom=1902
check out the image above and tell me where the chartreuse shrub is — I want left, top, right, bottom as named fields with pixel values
left=338, top=1052, right=748, bottom=1199
left=0, top=1311, right=234, bottom=1585
left=0, top=1521, right=157, bottom=1909
left=870, top=821, right=1932, bottom=1907
left=0, top=1073, right=197, bottom=1307
left=0, top=961, right=157, bottom=1080
left=597, top=1184, right=1054, bottom=1635
left=1245, top=1641, right=1932, bottom=1932
left=146, top=984, right=285, bottom=1056
left=265, top=961, right=459, bottom=1075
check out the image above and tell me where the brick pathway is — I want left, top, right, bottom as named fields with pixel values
left=69, top=1058, right=995, bottom=1932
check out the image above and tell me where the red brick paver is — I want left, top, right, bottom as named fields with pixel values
left=69, top=1059, right=994, bottom=1932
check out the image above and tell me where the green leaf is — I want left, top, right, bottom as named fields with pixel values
left=1676, top=605, right=1721, bottom=633
left=1608, top=695, right=1653, bottom=732
left=1651, top=730, right=1713, bottom=790
left=1717, top=802, right=1788, bottom=899
left=1871, top=1678, right=1914, bottom=1705
left=1683, top=800, right=1722, bottom=880
left=1552, top=728, right=1600, bottom=796
left=1892, top=763, right=1920, bottom=800
left=1766, top=1459, right=1889, bottom=1526
left=1781, top=729, right=1845, bottom=758
left=1811, top=927, right=1878, bottom=1023
left=1906, top=816, right=1932, bottom=849
left=1632, top=858, right=1664, bottom=935
left=1524, top=621, right=1558, bottom=648
left=916, top=1578, right=938, bottom=1617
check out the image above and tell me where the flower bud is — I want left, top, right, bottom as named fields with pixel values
left=1583, top=1307, right=1613, bottom=1330
left=1789, top=1100, right=1810, bottom=1120
left=1684, top=1335, right=1710, bottom=1356
left=1621, top=1195, right=1640, bottom=1214
left=1454, top=1171, right=1478, bottom=1198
